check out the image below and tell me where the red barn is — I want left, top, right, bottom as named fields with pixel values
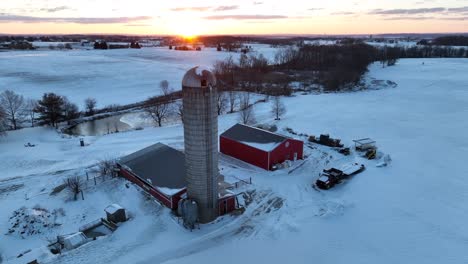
left=220, top=124, right=304, bottom=170
left=117, top=143, right=236, bottom=215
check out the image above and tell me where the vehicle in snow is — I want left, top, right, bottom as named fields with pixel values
left=309, top=134, right=344, bottom=148
left=315, top=163, right=366, bottom=189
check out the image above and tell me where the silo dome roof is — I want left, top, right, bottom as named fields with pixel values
left=182, top=66, right=217, bottom=88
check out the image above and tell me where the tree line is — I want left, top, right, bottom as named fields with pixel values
left=214, top=42, right=468, bottom=92
left=0, top=90, right=98, bottom=134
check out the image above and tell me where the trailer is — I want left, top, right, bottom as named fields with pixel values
left=309, top=134, right=344, bottom=148
left=315, top=163, right=365, bottom=190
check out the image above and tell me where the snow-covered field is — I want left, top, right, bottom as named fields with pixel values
left=0, top=45, right=275, bottom=108
left=1, top=58, right=467, bottom=263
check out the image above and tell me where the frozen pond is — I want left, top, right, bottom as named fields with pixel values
left=69, top=114, right=131, bottom=136
left=69, top=111, right=155, bottom=136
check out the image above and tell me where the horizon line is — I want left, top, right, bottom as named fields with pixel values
left=1, top=32, right=468, bottom=37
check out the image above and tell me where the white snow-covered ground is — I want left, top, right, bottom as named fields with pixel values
left=0, top=45, right=276, bottom=108
left=0, top=58, right=467, bottom=263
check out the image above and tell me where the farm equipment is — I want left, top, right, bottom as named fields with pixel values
left=365, top=148, right=377, bottom=160
left=309, top=134, right=344, bottom=148
left=353, top=138, right=376, bottom=152
left=338, top=147, right=351, bottom=156
left=353, top=138, right=378, bottom=159
left=315, top=163, right=366, bottom=190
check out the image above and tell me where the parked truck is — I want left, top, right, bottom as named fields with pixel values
left=316, top=163, right=365, bottom=189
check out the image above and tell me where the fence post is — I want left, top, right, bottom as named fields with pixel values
left=249, top=177, right=252, bottom=184
left=81, top=190, right=84, bottom=200
left=94, top=176, right=97, bottom=185
left=86, top=172, right=89, bottom=181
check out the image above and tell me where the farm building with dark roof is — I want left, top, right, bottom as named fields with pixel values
left=220, top=124, right=304, bottom=170
left=117, top=143, right=236, bottom=214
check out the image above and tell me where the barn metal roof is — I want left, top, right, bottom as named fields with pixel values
left=118, top=143, right=187, bottom=192
left=220, top=123, right=288, bottom=152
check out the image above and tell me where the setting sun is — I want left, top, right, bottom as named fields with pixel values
left=170, top=20, right=203, bottom=39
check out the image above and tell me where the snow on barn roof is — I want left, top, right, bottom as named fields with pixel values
left=221, top=123, right=289, bottom=152
left=118, top=143, right=186, bottom=194
left=105, top=204, right=123, bottom=214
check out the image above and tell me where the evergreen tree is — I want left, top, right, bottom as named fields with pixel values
left=35, top=93, right=65, bottom=128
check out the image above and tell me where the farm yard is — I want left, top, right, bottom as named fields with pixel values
left=0, top=56, right=467, bottom=264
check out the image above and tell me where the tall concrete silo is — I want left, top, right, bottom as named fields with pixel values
left=182, top=66, right=219, bottom=223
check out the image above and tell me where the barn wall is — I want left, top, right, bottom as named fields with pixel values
left=118, top=165, right=174, bottom=209
left=171, top=189, right=188, bottom=210
left=220, top=136, right=269, bottom=170
left=269, top=139, right=304, bottom=168
left=218, top=196, right=236, bottom=215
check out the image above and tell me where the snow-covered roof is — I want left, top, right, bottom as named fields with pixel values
left=118, top=143, right=187, bottom=193
left=318, top=176, right=329, bottom=182
left=353, top=138, right=376, bottom=145
left=341, top=163, right=363, bottom=175
left=105, top=204, right=124, bottom=214
left=63, top=232, right=87, bottom=249
left=221, top=123, right=289, bottom=152
left=156, top=186, right=185, bottom=196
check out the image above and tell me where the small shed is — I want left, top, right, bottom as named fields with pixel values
left=104, top=204, right=127, bottom=223
left=220, top=124, right=304, bottom=170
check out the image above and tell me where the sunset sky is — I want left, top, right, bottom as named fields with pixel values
left=0, top=0, right=467, bottom=35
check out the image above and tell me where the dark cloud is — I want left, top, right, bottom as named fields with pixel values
left=171, top=6, right=239, bottom=12
left=370, top=7, right=446, bottom=15
left=213, top=5, right=239, bottom=11
left=124, top=24, right=152, bottom=27
left=383, top=16, right=467, bottom=21
left=331, top=11, right=356, bottom=15
left=39, top=6, right=71, bottom=13
left=447, top=6, right=468, bottom=12
left=0, top=14, right=152, bottom=24
left=170, top=6, right=212, bottom=12
left=203, top=15, right=288, bottom=20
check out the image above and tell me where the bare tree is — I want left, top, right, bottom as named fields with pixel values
left=271, top=96, right=286, bottom=120
left=216, top=92, right=228, bottom=116
left=0, top=90, right=24, bottom=130
left=65, top=176, right=83, bottom=201
left=0, top=106, right=7, bottom=136
left=24, top=99, right=38, bottom=127
left=176, top=100, right=183, bottom=123
left=228, top=90, right=237, bottom=113
left=145, top=80, right=174, bottom=127
left=239, top=93, right=256, bottom=125
left=159, top=80, right=171, bottom=96
left=145, top=99, right=171, bottom=127
left=84, top=97, right=97, bottom=116
left=94, top=158, right=117, bottom=177
left=239, top=92, right=250, bottom=111
left=63, top=98, right=80, bottom=125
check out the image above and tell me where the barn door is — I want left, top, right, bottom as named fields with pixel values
left=294, top=152, right=298, bottom=161
left=221, top=200, right=228, bottom=215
